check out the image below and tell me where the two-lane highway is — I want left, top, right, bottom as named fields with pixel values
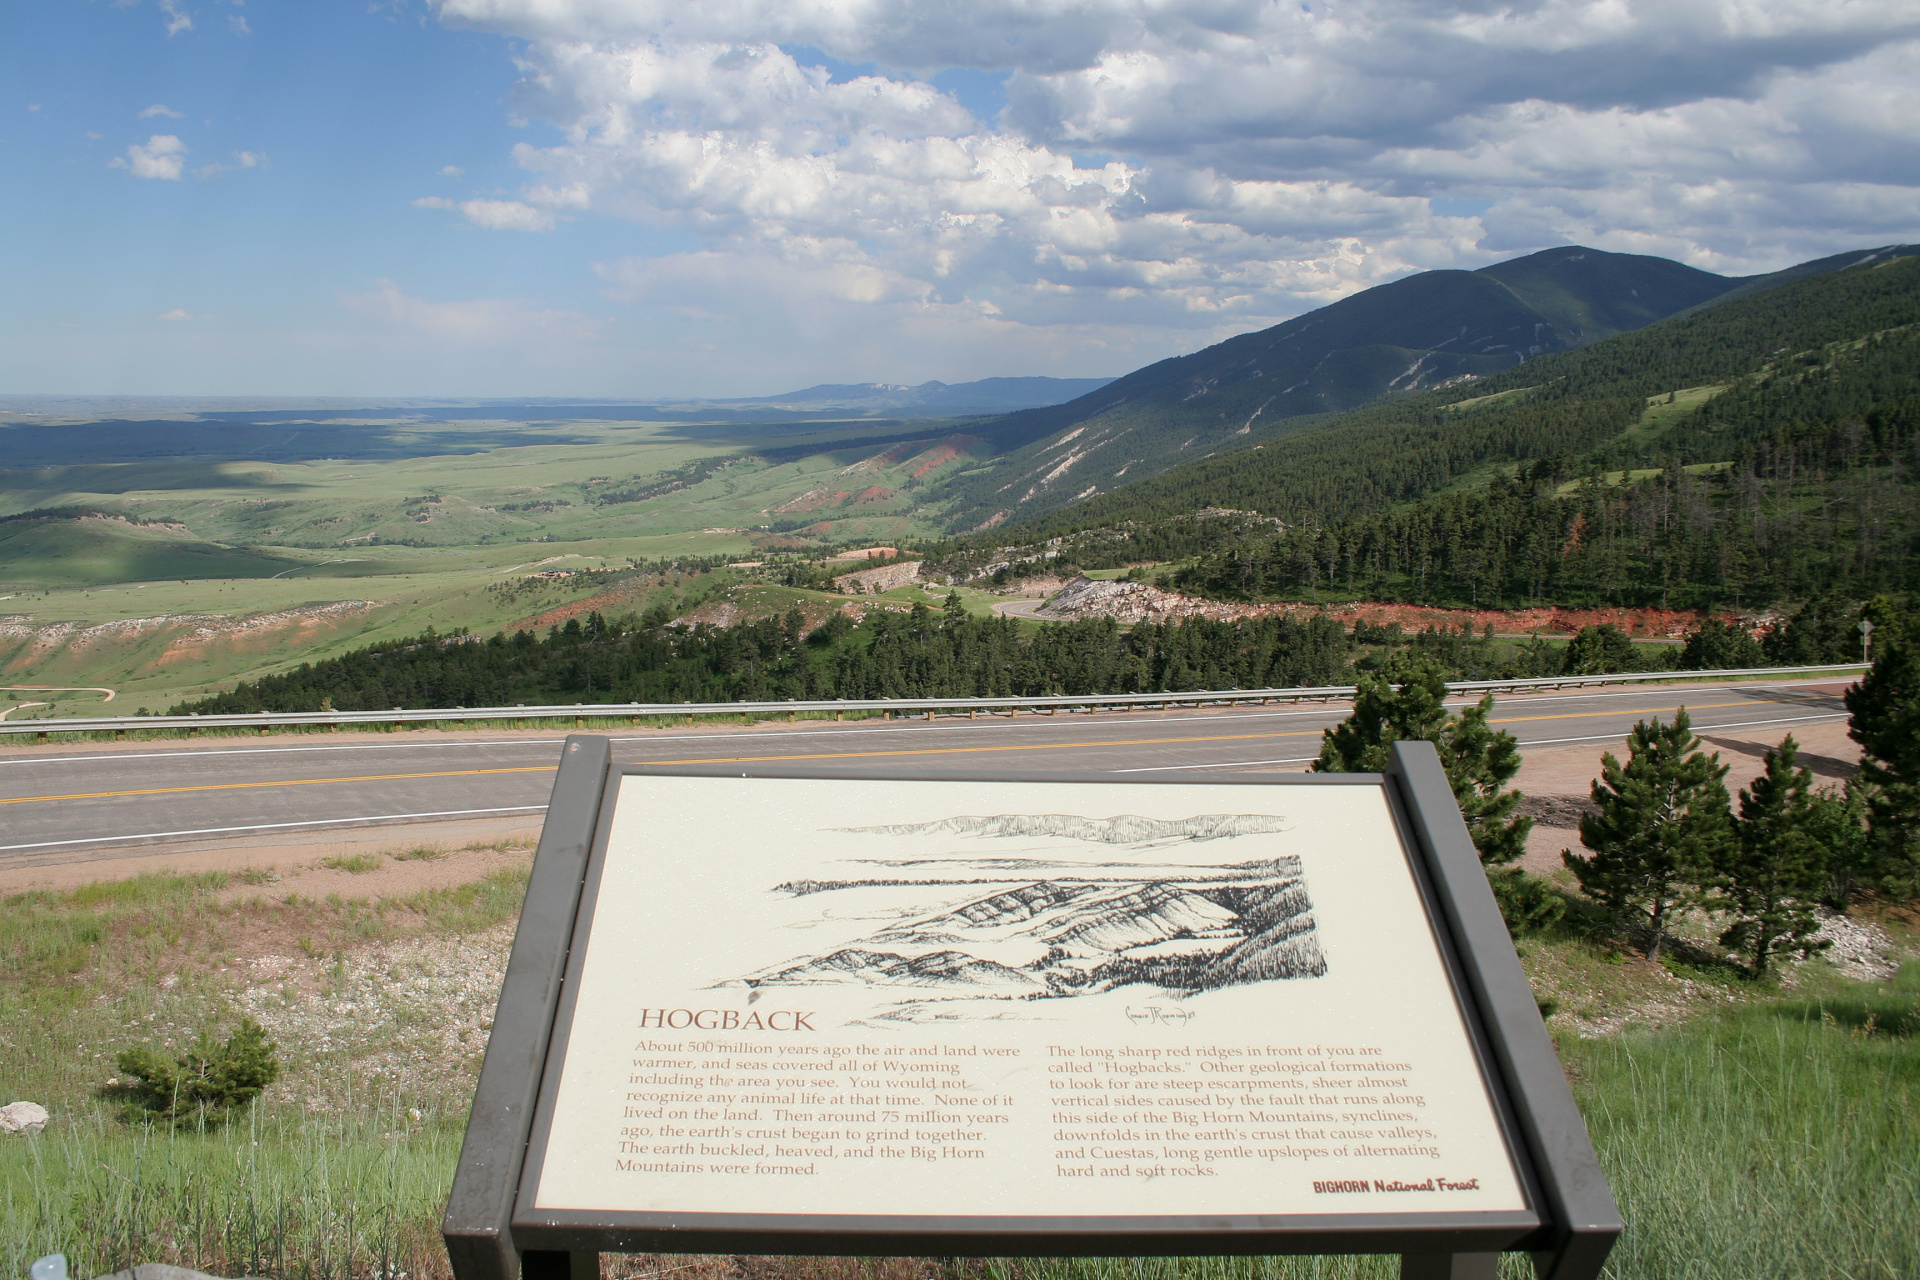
left=0, top=679, right=1854, bottom=869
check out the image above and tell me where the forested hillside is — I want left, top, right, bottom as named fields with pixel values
left=172, top=605, right=1359, bottom=711
left=1005, top=251, right=1920, bottom=542
left=1170, top=322, right=1920, bottom=610
left=930, top=244, right=1914, bottom=531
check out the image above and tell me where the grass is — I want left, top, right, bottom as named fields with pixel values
left=319, top=854, right=384, bottom=874
left=1560, top=967, right=1920, bottom=1279
left=2, top=863, right=1914, bottom=1278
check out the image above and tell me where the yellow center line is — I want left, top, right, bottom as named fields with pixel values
left=0, top=692, right=1837, bottom=805
left=0, top=766, right=555, bottom=807
left=624, top=695, right=1826, bottom=768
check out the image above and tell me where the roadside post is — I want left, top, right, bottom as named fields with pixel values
left=445, top=735, right=1618, bottom=1280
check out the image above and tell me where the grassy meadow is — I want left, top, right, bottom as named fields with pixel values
left=0, top=409, right=1016, bottom=710
left=0, top=862, right=1913, bottom=1280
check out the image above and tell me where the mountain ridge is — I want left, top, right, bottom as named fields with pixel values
left=931, top=243, right=1919, bottom=532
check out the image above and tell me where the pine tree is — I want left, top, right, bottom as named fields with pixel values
left=1562, top=624, right=1641, bottom=675
left=1315, top=665, right=1532, bottom=865
left=1717, top=737, right=1831, bottom=977
left=1844, top=634, right=1920, bottom=897
left=1567, top=708, right=1732, bottom=960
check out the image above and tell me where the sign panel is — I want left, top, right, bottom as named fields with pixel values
left=522, top=774, right=1528, bottom=1222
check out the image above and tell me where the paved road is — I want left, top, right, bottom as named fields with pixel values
left=0, top=679, right=1854, bottom=867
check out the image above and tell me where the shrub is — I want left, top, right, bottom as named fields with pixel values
left=1677, top=617, right=1765, bottom=670
left=116, top=1019, right=281, bottom=1127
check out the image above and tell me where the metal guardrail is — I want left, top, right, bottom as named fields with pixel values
left=0, top=664, right=1868, bottom=740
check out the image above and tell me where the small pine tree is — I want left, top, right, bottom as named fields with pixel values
left=1807, top=776, right=1873, bottom=905
left=1316, top=665, right=1532, bottom=866
left=1844, top=635, right=1920, bottom=897
left=1566, top=708, right=1732, bottom=960
left=117, top=1019, right=281, bottom=1127
left=1717, top=737, right=1832, bottom=977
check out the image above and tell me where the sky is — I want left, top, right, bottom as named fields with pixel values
left=3, top=0, right=1918, bottom=399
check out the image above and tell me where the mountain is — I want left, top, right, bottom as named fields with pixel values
left=932, top=248, right=1920, bottom=612
left=697, top=376, right=1117, bottom=416
left=934, top=244, right=1917, bottom=531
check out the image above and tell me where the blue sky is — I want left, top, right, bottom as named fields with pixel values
left=4, top=0, right=1918, bottom=398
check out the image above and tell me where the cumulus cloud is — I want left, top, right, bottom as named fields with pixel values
left=414, top=194, right=559, bottom=231
left=159, top=0, right=192, bottom=37
left=158, top=309, right=192, bottom=320
left=440, top=164, right=466, bottom=176
left=139, top=103, right=184, bottom=119
left=423, top=0, right=1920, bottom=378
left=112, top=134, right=187, bottom=180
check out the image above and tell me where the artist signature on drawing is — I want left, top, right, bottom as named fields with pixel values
left=1126, top=1005, right=1195, bottom=1027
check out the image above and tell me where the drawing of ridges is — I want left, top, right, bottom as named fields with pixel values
left=835, top=813, right=1289, bottom=846
left=1090, top=878, right=1326, bottom=991
left=739, top=948, right=1047, bottom=992
left=913, top=880, right=1099, bottom=927
left=1028, top=882, right=1239, bottom=954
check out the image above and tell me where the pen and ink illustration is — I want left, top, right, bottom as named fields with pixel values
left=714, top=812, right=1327, bottom=1023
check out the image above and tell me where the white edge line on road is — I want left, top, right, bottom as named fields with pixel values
left=0, top=680, right=1853, bottom=768
left=0, top=806, right=550, bottom=853
left=0, top=711, right=1854, bottom=849
left=1112, top=756, right=1319, bottom=773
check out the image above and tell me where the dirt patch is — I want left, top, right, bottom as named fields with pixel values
left=1513, top=714, right=1861, bottom=876
left=0, top=812, right=541, bottom=896
left=1037, top=575, right=1751, bottom=637
left=908, top=434, right=983, bottom=478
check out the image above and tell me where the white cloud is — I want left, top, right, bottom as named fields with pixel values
left=111, top=134, right=187, bottom=180
left=158, top=309, right=192, bottom=321
left=198, top=149, right=264, bottom=178
left=139, top=103, right=184, bottom=119
left=341, top=278, right=600, bottom=343
left=421, top=0, right=1920, bottom=382
left=440, top=164, right=466, bottom=176
left=229, top=13, right=249, bottom=35
left=414, top=194, right=559, bottom=231
left=159, top=0, right=192, bottom=37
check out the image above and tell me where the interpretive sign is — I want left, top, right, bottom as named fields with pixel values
left=445, top=738, right=1618, bottom=1280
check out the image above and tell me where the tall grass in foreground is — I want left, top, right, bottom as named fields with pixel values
left=1560, top=970, right=1920, bottom=1279
left=0, top=1100, right=459, bottom=1279
left=3, top=861, right=1910, bottom=1280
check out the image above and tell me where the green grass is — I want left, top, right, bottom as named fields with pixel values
left=3, top=867, right=1914, bottom=1278
left=1561, top=966, right=1920, bottom=1279
left=319, top=854, right=384, bottom=874
left=0, top=519, right=305, bottom=588
left=2, top=1100, right=461, bottom=1279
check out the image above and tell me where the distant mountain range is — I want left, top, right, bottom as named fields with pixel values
left=696, top=376, right=1117, bottom=416
left=937, top=243, right=1920, bottom=529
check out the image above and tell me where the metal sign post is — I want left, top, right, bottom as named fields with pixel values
left=445, top=736, right=1618, bottom=1280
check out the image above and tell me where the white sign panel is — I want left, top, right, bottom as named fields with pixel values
left=529, top=776, right=1526, bottom=1218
